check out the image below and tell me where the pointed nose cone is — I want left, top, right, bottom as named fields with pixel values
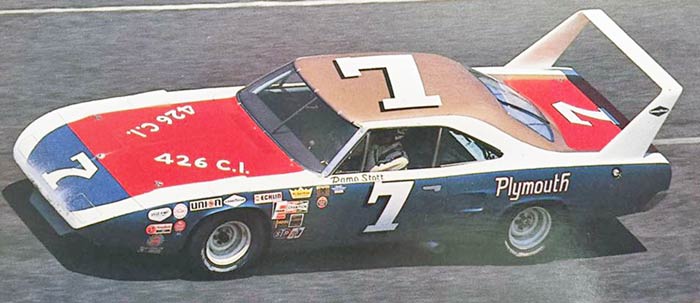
left=17, top=125, right=130, bottom=212
left=14, top=91, right=305, bottom=229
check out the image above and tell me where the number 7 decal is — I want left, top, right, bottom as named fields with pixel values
left=335, top=55, right=442, bottom=111
left=363, top=181, right=414, bottom=233
left=42, top=152, right=98, bottom=189
left=552, top=101, right=619, bottom=126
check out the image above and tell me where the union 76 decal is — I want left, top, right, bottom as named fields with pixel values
left=335, top=55, right=442, bottom=110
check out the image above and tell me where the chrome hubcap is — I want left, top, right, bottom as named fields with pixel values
left=205, top=221, right=251, bottom=267
left=508, top=206, right=551, bottom=251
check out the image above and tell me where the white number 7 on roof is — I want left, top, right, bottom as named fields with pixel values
left=334, top=55, right=442, bottom=110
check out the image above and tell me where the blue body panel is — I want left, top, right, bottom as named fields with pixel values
left=27, top=125, right=129, bottom=210
left=262, top=164, right=670, bottom=252
left=32, top=162, right=670, bottom=254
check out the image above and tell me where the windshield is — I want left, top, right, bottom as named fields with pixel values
left=472, top=71, right=554, bottom=141
left=237, top=63, right=358, bottom=172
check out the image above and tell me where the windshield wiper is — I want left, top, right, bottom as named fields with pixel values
left=271, top=96, right=319, bottom=133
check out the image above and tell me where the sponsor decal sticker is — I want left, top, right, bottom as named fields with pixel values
left=272, top=201, right=288, bottom=220
left=287, top=200, right=309, bottom=214
left=173, top=220, right=187, bottom=233
left=316, top=185, right=330, bottom=197
left=289, top=214, right=304, bottom=228
left=254, top=192, right=283, bottom=204
left=147, top=207, right=172, bottom=222
left=289, top=187, right=313, bottom=200
left=316, top=196, right=328, bottom=209
left=275, top=219, right=289, bottom=228
left=146, top=235, right=164, bottom=247
left=331, top=185, right=346, bottom=195
left=173, top=203, right=188, bottom=219
left=224, top=194, right=247, bottom=207
left=272, top=227, right=306, bottom=240
left=495, top=172, right=572, bottom=201
left=271, top=201, right=309, bottom=220
left=273, top=228, right=291, bottom=240
left=649, top=106, right=670, bottom=117
left=287, top=227, right=306, bottom=239
left=146, top=223, right=173, bottom=235
left=138, top=246, right=164, bottom=254
left=190, top=198, right=223, bottom=211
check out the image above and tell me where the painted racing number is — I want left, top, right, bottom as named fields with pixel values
left=334, top=55, right=442, bottom=110
left=552, top=101, right=619, bottom=126
left=363, top=181, right=414, bottom=233
left=41, top=152, right=98, bottom=189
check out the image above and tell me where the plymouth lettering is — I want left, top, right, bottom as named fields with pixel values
left=495, top=172, right=571, bottom=201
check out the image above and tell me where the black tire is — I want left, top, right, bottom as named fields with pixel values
left=186, top=211, right=266, bottom=274
left=502, top=205, right=569, bottom=259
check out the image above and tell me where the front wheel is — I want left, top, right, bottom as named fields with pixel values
left=187, top=211, right=266, bottom=274
left=504, top=206, right=555, bottom=258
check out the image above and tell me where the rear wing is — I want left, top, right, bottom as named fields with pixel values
left=504, top=9, right=682, bottom=159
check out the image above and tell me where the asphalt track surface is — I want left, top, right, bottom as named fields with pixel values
left=1, top=1, right=699, bottom=302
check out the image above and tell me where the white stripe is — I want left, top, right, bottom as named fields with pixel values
left=0, top=0, right=429, bottom=15
left=653, top=137, right=700, bottom=145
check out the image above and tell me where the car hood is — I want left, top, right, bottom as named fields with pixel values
left=15, top=90, right=303, bottom=213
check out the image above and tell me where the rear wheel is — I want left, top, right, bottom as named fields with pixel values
left=504, top=206, right=556, bottom=258
left=187, top=211, right=266, bottom=274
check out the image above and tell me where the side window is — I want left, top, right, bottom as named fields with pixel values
left=437, top=128, right=502, bottom=166
left=335, top=127, right=440, bottom=173
left=401, top=127, right=440, bottom=169
left=335, top=135, right=368, bottom=174
left=334, top=126, right=501, bottom=174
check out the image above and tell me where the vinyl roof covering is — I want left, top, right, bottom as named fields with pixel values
left=294, top=53, right=567, bottom=151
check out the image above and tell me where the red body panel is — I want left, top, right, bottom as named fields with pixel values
left=504, top=76, right=622, bottom=151
left=68, top=97, right=303, bottom=196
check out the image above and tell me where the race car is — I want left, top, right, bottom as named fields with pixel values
left=13, top=9, right=681, bottom=274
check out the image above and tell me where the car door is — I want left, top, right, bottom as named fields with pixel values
left=311, top=126, right=448, bottom=245
left=422, top=127, right=504, bottom=241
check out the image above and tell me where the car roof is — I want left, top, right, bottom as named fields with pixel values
left=294, top=52, right=568, bottom=151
